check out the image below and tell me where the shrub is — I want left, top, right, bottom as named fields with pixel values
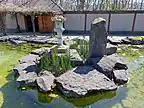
left=71, top=38, right=89, bottom=61
left=78, top=40, right=89, bottom=61
left=36, top=48, right=72, bottom=77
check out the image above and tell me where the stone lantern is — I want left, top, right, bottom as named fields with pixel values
left=51, top=15, right=66, bottom=45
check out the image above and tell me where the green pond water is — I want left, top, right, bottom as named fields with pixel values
left=0, top=42, right=144, bottom=108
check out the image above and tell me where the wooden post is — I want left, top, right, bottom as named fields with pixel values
left=31, top=15, right=36, bottom=36
left=140, top=0, right=144, bottom=9
left=132, top=13, right=137, bottom=32
left=107, top=13, right=111, bottom=33
left=84, top=13, right=87, bottom=33
left=42, top=15, right=44, bottom=32
left=15, top=13, right=20, bottom=33
left=0, top=12, right=7, bottom=36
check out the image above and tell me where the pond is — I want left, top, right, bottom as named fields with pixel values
left=0, top=42, right=144, bottom=108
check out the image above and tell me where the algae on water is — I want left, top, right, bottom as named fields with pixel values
left=113, top=62, right=144, bottom=108
left=117, top=45, right=144, bottom=59
left=130, top=36, right=144, bottom=40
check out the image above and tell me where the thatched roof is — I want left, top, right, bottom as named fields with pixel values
left=0, top=0, right=64, bottom=15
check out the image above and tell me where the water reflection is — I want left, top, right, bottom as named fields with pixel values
left=62, top=91, right=116, bottom=107
left=37, top=90, right=117, bottom=108
left=38, top=92, right=58, bottom=103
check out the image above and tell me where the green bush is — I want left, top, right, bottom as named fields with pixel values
left=71, top=39, right=89, bottom=61
left=36, top=38, right=89, bottom=76
left=36, top=48, right=72, bottom=77
left=78, top=40, right=89, bottom=61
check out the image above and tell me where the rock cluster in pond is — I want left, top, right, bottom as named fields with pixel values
left=13, top=17, right=129, bottom=98
left=55, top=17, right=128, bottom=97
left=13, top=46, right=55, bottom=86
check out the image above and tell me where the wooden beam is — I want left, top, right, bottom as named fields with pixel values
left=15, top=13, right=20, bottom=32
left=84, top=13, right=87, bottom=33
left=51, top=0, right=64, bottom=12
left=132, top=13, right=137, bottom=32
left=31, top=15, right=36, bottom=36
left=42, top=15, right=44, bottom=32
left=64, top=10, right=144, bottom=14
left=108, top=13, right=111, bottom=33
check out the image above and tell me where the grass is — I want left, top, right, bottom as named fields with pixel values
left=0, top=42, right=52, bottom=54
left=129, top=36, right=144, bottom=40
left=117, top=45, right=144, bottom=59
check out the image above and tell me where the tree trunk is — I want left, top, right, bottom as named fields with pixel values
left=31, top=15, right=36, bottom=36
left=15, top=13, right=21, bottom=33
left=0, top=12, right=7, bottom=36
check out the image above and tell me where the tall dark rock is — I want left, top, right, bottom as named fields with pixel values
left=88, top=17, right=107, bottom=58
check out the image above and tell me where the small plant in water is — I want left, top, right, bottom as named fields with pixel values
left=36, top=48, right=72, bottom=77
left=71, top=38, right=89, bottom=61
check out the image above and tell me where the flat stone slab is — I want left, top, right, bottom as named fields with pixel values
left=106, top=43, right=117, bottom=55
left=89, top=54, right=128, bottom=79
left=31, top=47, right=50, bottom=55
left=108, top=37, right=122, bottom=45
left=0, top=36, right=9, bottom=42
left=9, top=39, right=26, bottom=44
left=19, top=36, right=50, bottom=44
left=113, top=70, right=128, bottom=85
left=122, top=37, right=131, bottom=44
left=57, top=45, right=69, bottom=53
left=13, top=62, right=36, bottom=74
left=64, top=38, right=76, bottom=46
left=47, top=37, right=58, bottom=44
left=55, top=66, right=117, bottom=97
left=0, top=35, right=23, bottom=42
left=17, top=72, right=37, bottom=85
left=69, top=49, right=83, bottom=66
left=36, top=71, right=55, bottom=92
left=19, top=54, right=40, bottom=64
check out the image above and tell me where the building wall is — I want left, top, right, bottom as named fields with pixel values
left=134, top=13, right=144, bottom=31
left=63, top=11, right=144, bottom=33
left=110, top=14, right=134, bottom=32
left=86, top=14, right=109, bottom=31
left=5, top=13, right=26, bottom=32
left=4, top=11, right=144, bottom=33
left=64, top=14, right=85, bottom=31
